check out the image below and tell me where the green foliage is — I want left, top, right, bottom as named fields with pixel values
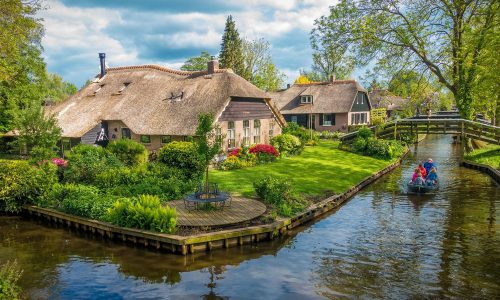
left=44, top=73, right=77, bottom=104
left=107, top=139, right=148, bottom=167
left=0, top=260, right=22, bottom=300
left=241, top=38, right=285, bottom=91
left=219, top=156, right=247, bottom=170
left=282, top=122, right=319, bottom=144
left=365, top=139, right=405, bottom=160
left=180, top=51, right=213, bottom=71
left=105, top=195, right=177, bottom=233
left=63, top=144, right=122, bottom=184
left=271, top=134, right=303, bottom=157
left=351, top=137, right=367, bottom=154
left=29, top=145, right=56, bottom=163
left=108, top=176, right=193, bottom=202
left=253, top=176, right=306, bottom=217
left=219, top=15, right=244, bottom=76
left=196, top=113, right=222, bottom=187
left=0, top=160, right=57, bottom=213
left=10, top=103, right=61, bottom=155
left=319, top=130, right=345, bottom=140
left=158, top=141, right=204, bottom=180
left=357, top=126, right=373, bottom=139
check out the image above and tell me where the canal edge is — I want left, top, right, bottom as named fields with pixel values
left=461, top=160, right=500, bottom=185
left=22, top=150, right=410, bottom=255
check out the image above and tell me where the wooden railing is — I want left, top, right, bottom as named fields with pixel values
left=341, top=118, right=500, bottom=145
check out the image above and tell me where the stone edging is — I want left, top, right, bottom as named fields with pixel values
left=23, top=149, right=410, bottom=255
left=461, top=160, right=500, bottom=185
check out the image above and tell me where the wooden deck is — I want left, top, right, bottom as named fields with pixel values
left=170, top=197, right=267, bottom=227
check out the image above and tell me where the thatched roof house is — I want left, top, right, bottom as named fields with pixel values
left=271, top=78, right=371, bottom=132
left=48, top=55, right=285, bottom=151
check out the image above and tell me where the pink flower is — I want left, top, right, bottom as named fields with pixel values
left=51, top=157, right=68, bottom=167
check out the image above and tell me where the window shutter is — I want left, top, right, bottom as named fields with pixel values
left=319, top=114, right=324, bottom=126
left=332, top=114, right=336, bottom=126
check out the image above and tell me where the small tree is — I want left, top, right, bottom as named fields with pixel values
left=11, top=102, right=61, bottom=156
left=195, top=113, right=222, bottom=194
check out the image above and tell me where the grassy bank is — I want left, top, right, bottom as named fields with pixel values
left=465, top=144, right=500, bottom=170
left=210, top=140, right=398, bottom=198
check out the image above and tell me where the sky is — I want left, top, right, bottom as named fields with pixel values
left=39, top=0, right=339, bottom=88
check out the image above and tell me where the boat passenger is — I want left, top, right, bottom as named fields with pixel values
left=424, top=158, right=436, bottom=174
left=418, top=163, right=427, bottom=178
left=412, top=169, right=425, bottom=185
left=426, top=168, right=438, bottom=186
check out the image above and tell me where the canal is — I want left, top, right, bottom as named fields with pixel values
left=1, top=135, right=499, bottom=299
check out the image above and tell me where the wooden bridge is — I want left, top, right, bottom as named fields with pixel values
left=341, top=118, right=500, bottom=145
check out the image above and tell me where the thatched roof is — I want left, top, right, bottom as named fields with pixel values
left=270, top=80, right=369, bottom=114
left=369, top=89, right=407, bottom=111
left=47, top=65, right=276, bottom=137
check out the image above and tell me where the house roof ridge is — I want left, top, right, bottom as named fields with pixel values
left=105, top=64, right=231, bottom=76
left=293, top=79, right=358, bottom=86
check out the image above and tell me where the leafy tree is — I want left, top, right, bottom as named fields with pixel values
left=44, top=73, right=77, bottom=104
left=11, top=101, right=61, bottom=155
left=313, top=0, right=498, bottom=119
left=241, top=38, right=285, bottom=91
left=294, top=74, right=312, bottom=84
left=310, top=29, right=354, bottom=80
left=195, top=113, right=222, bottom=193
left=180, top=51, right=213, bottom=71
left=219, top=15, right=244, bottom=75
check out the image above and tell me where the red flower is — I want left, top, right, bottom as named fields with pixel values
left=228, top=148, right=241, bottom=157
left=249, top=144, right=279, bottom=157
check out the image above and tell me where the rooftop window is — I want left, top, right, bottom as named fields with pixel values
left=301, top=95, right=312, bottom=104
left=117, top=82, right=130, bottom=94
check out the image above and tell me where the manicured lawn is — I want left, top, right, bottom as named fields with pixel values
left=210, top=140, right=397, bottom=197
left=465, top=144, right=500, bottom=170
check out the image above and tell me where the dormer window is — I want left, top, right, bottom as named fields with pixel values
left=118, top=82, right=130, bottom=94
left=93, top=84, right=104, bottom=95
left=301, top=95, right=312, bottom=104
left=167, top=91, right=184, bottom=101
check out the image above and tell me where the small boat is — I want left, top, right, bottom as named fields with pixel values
left=407, top=181, right=439, bottom=194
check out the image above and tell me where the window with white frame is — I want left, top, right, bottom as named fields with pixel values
left=291, top=115, right=298, bottom=123
left=269, top=121, right=275, bottom=139
left=301, top=95, right=312, bottom=104
left=228, top=121, right=235, bottom=148
left=253, top=120, right=261, bottom=144
left=351, top=112, right=368, bottom=125
left=243, top=120, right=251, bottom=146
left=322, top=114, right=335, bottom=126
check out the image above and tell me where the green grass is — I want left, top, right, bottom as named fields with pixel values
left=210, top=140, right=397, bottom=198
left=465, top=144, right=500, bottom=170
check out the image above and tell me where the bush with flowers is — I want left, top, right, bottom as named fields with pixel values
left=249, top=144, right=279, bottom=164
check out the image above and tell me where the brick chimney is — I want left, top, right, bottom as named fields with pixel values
left=99, top=53, right=106, bottom=78
left=329, top=73, right=336, bottom=82
left=207, top=56, right=219, bottom=74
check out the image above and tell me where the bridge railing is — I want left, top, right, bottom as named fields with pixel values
left=340, top=118, right=500, bottom=145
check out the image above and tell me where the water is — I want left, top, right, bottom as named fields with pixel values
left=1, top=135, right=499, bottom=299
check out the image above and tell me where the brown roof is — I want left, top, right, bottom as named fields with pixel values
left=270, top=80, right=369, bottom=114
left=47, top=65, right=275, bottom=137
left=369, top=89, right=407, bottom=111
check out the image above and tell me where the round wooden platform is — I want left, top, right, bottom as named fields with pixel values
left=169, top=197, right=266, bottom=227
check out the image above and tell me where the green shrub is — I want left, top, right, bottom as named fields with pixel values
left=271, top=134, right=303, bottom=157
left=107, top=139, right=148, bottom=167
left=219, top=156, right=246, bottom=170
left=157, top=141, right=204, bottom=180
left=357, top=126, right=373, bottom=139
left=319, top=130, right=345, bottom=140
left=94, top=166, right=149, bottom=189
left=0, top=160, right=57, bottom=213
left=108, top=176, right=192, bottom=201
left=63, top=144, right=122, bottom=184
left=253, top=176, right=306, bottom=217
left=351, top=137, right=367, bottom=154
left=0, top=260, right=22, bottom=300
left=29, top=145, right=56, bottom=163
left=364, top=138, right=405, bottom=160
left=105, top=195, right=177, bottom=233
left=282, top=122, right=318, bottom=144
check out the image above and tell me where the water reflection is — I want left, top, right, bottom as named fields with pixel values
left=1, top=136, right=499, bottom=299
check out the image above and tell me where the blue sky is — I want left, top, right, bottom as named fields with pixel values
left=40, top=0, right=338, bottom=87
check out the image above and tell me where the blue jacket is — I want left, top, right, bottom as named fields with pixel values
left=424, top=161, right=436, bottom=173
left=427, top=172, right=438, bottom=181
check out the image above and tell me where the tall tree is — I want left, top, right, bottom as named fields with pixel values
left=241, top=38, right=285, bottom=91
left=196, top=113, right=222, bottom=194
left=219, top=15, right=244, bottom=76
left=180, top=51, right=213, bottom=71
left=310, top=29, right=354, bottom=80
left=313, top=0, right=498, bottom=119
left=0, top=0, right=46, bottom=132
left=44, top=73, right=78, bottom=104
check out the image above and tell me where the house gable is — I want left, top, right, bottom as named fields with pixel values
left=218, top=97, right=274, bottom=122
left=350, top=92, right=371, bottom=112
